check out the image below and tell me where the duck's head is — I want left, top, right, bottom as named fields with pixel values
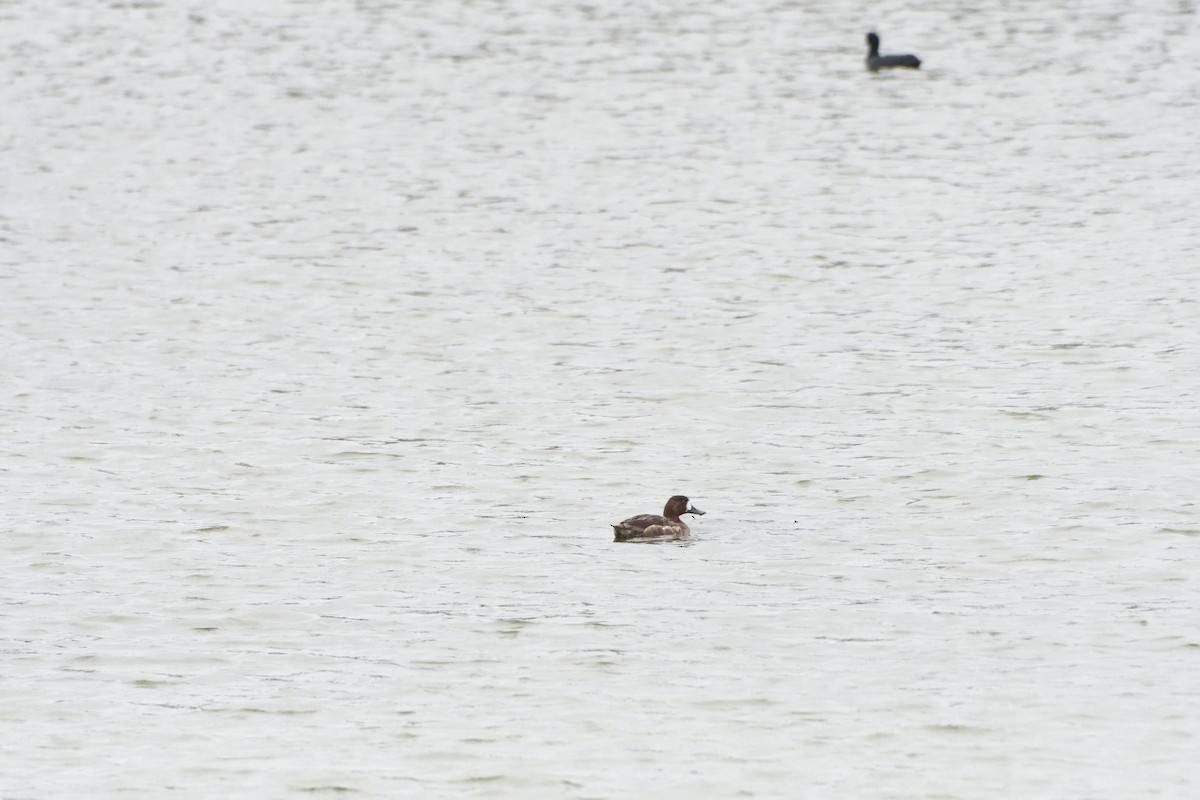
left=664, top=495, right=705, bottom=518
left=866, top=32, right=880, bottom=51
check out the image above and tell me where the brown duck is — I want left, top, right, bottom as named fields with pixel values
left=612, top=495, right=705, bottom=541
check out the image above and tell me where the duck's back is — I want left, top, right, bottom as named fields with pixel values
left=868, top=53, right=921, bottom=71
left=614, top=513, right=672, bottom=537
left=616, top=513, right=667, bottom=531
left=612, top=513, right=687, bottom=541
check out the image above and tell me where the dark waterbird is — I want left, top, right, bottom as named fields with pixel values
left=612, top=495, right=705, bottom=541
left=865, top=32, right=921, bottom=72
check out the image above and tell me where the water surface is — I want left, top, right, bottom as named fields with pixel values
left=3, top=1, right=1198, bottom=797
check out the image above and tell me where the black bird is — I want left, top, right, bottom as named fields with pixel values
left=865, top=32, right=921, bottom=72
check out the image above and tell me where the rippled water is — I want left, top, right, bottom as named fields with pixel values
left=4, top=1, right=1198, bottom=797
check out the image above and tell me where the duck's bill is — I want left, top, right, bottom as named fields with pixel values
left=687, top=506, right=705, bottom=516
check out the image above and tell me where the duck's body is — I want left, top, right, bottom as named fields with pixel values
left=612, top=495, right=705, bottom=541
left=865, top=32, right=921, bottom=71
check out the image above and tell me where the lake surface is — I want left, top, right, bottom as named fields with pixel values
left=3, top=0, right=1198, bottom=797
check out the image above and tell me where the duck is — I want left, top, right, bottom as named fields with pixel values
left=865, top=32, right=921, bottom=71
left=612, top=495, right=705, bottom=541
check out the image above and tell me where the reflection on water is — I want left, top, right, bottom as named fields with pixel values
left=3, top=0, right=1199, bottom=797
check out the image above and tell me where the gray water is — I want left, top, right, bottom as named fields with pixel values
left=3, top=1, right=1198, bottom=797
